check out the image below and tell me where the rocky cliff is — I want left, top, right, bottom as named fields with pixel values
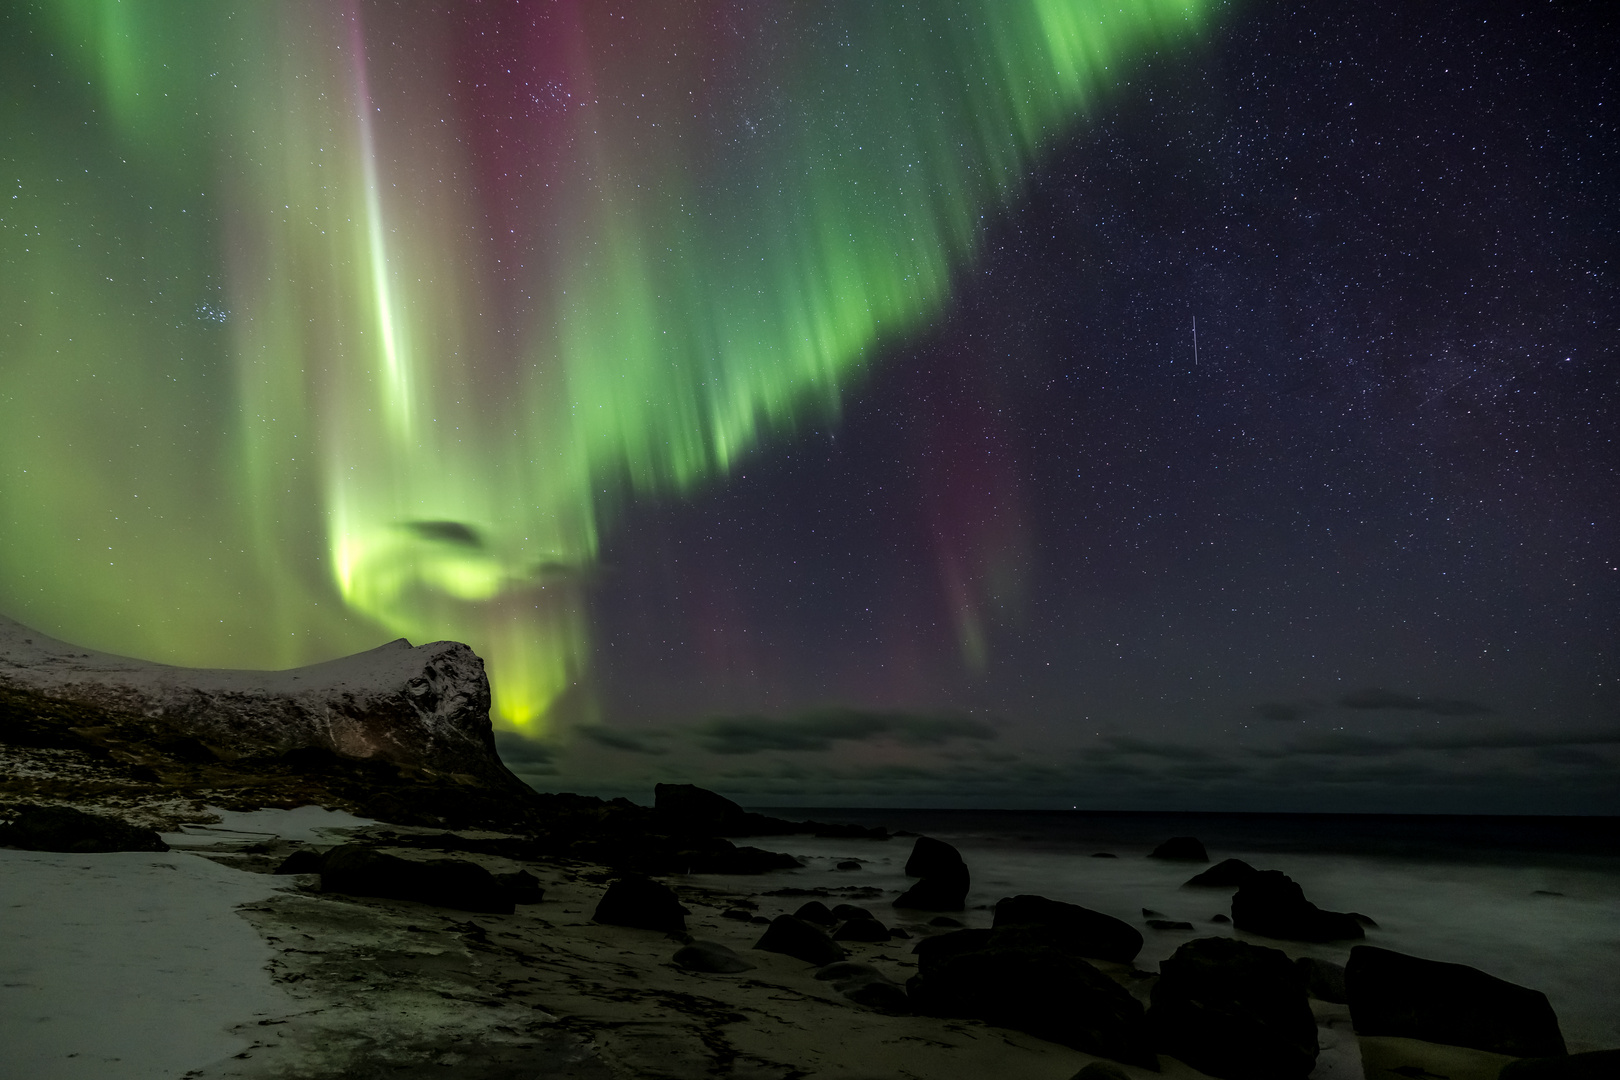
left=0, top=614, right=532, bottom=826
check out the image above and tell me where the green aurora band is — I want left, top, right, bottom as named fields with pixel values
left=1, top=0, right=1210, bottom=732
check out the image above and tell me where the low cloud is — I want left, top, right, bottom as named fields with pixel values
left=694, top=708, right=996, bottom=755
left=579, top=727, right=668, bottom=755
left=1340, top=688, right=1492, bottom=716
left=1091, top=735, right=1216, bottom=762
left=492, top=730, right=557, bottom=774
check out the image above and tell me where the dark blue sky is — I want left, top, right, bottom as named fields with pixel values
left=504, top=0, right=1620, bottom=812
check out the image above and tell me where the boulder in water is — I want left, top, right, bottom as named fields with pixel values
left=1184, top=857, right=1260, bottom=887
left=1232, top=870, right=1365, bottom=942
left=1149, top=836, right=1209, bottom=861
left=904, top=835, right=966, bottom=878
left=893, top=835, right=971, bottom=911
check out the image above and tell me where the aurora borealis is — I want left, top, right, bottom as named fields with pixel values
left=4, top=1, right=1617, bottom=812
left=0, top=0, right=1209, bottom=727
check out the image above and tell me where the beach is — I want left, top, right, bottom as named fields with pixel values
left=4, top=804, right=1613, bottom=1080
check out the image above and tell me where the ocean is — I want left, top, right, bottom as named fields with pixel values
left=692, top=810, right=1620, bottom=1056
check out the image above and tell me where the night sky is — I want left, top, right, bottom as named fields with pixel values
left=3, top=2, right=1616, bottom=812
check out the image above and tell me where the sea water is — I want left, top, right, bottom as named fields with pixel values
left=686, top=811, right=1620, bottom=1056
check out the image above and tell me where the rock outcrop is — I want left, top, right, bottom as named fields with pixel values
left=1345, top=944, right=1567, bottom=1058
left=0, top=803, right=168, bottom=852
left=0, top=613, right=538, bottom=827
left=1148, top=936, right=1318, bottom=1080
left=1232, top=870, right=1365, bottom=942
left=0, top=614, right=503, bottom=779
left=653, top=782, right=888, bottom=839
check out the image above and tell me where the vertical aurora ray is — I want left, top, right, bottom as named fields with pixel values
left=0, top=0, right=1210, bottom=733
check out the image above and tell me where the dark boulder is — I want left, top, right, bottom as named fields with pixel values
left=1184, top=858, right=1259, bottom=887
left=1148, top=936, right=1318, bottom=1080
left=1295, top=956, right=1348, bottom=1003
left=994, top=894, right=1143, bottom=963
left=832, top=903, right=874, bottom=921
left=670, top=840, right=803, bottom=874
left=816, top=961, right=909, bottom=1012
left=754, top=915, right=846, bottom=966
left=1070, top=1064, right=1132, bottom=1080
left=913, top=928, right=994, bottom=975
left=1149, top=836, right=1208, bottom=862
left=1211, top=913, right=1231, bottom=924
left=833, top=918, right=890, bottom=942
left=672, top=939, right=755, bottom=974
left=893, top=835, right=971, bottom=911
left=1345, top=944, right=1566, bottom=1058
left=1232, top=870, right=1365, bottom=942
left=894, top=875, right=968, bottom=911
left=835, top=860, right=863, bottom=870
left=494, top=869, right=545, bottom=904
left=1147, top=919, right=1195, bottom=931
left=928, top=915, right=965, bottom=928
left=905, top=835, right=967, bottom=878
left=907, top=926, right=1156, bottom=1067
left=1498, top=1049, right=1620, bottom=1079
left=794, top=900, right=837, bottom=925
left=321, top=844, right=515, bottom=914
left=721, top=908, right=753, bottom=921
left=0, top=804, right=168, bottom=853
left=593, top=874, right=687, bottom=933
left=817, top=960, right=886, bottom=983
left=274, top=848, right=327, bottom=874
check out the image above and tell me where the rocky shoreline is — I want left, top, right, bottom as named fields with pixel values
left=3, top=617, right=1614, bottom=1079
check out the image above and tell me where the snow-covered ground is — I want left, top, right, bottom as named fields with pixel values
left=0, top=807, right=367, bottom=1080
